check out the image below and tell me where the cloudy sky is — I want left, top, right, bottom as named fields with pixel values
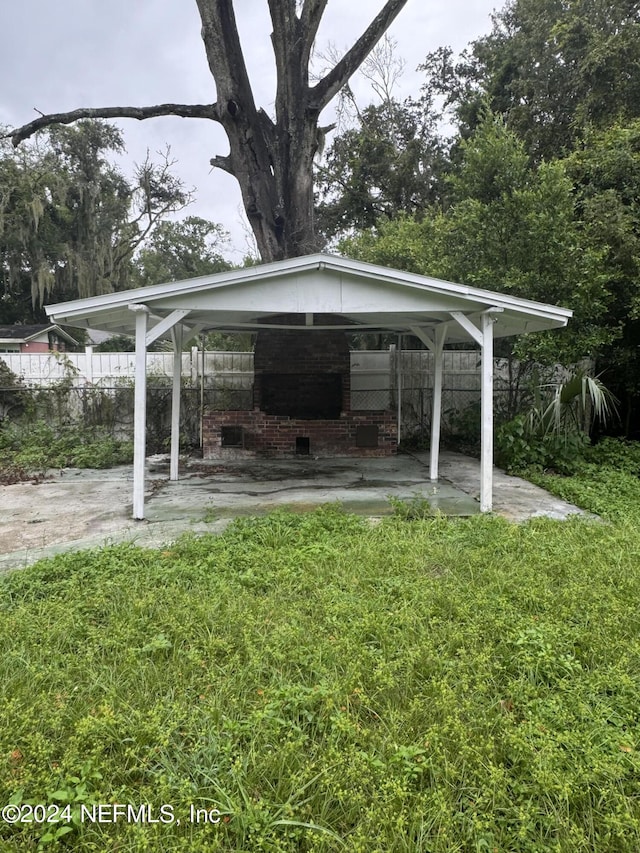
left=1, top=0, right=499, bottom=259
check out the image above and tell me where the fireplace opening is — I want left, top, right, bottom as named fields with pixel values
left=260, top=373, right=343, bottom=419
left=296, top=436, right=310, bottom=455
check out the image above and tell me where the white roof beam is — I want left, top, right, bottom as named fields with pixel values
left=450, top=311, right=483, bottom=345
left=409, top=322, right=450, bottom=353
left=204, top=322, right=382, bottom=332
left=145, top=309, right=191, bottom=347
left=410, top=325, right=436, bottom=352
left=449, top=309, right=503, bottom=345
left=181, top=324, right=205, bottom=347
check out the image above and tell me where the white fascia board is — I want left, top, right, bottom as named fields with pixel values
left=21, top=327, right=53, bottom=343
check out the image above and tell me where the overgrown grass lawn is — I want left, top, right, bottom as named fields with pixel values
left=2, top=460, right=640, bottom=851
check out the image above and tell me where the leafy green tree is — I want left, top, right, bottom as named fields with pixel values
left=133, top=216, right=231, bottom=286
left=315, top=97, right=448, bottom=242
left=343, top=114, right=609, bottom=363
left=0, top=135, right=47, bottom=322
left=565, top=120, right=640, bottom=431
left=422, top=0, right=640, bottom=160
left=413, top=1, right=640, bottom=432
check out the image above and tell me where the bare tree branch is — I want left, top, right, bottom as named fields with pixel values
left=360, top=35, right=406, bottom=107
left=6, top=103, right=220, bottom=147
left=209, top=155, right=233, bottom=173
left=268, top=0, right=299, bottom=78
left=196, top=0, right=285, bottom=260
left=4, top=1, right=411, bottom=261
left=112, top=147, right=194, bottom=268
left=300, top=0, right=329, bottom=65
left=309, top=0, right=409, bottom=111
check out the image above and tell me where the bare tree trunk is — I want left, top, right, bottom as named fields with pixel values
left=6, top=0, right=409, bottom=262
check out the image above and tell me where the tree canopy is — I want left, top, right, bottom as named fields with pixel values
left=0, top=121, right=194, bottom=322
left=316, top=96, right=448, bottom=242
left=133, top=216, right=231, bottom=287
left=342, top=114, right=609, bottom=363
left=324, top=0, right=640, bottom=431
left=421, top=0, right=640, bottom=160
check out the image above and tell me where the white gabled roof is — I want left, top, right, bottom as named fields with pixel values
left=45, top=253, right=572, bottom=344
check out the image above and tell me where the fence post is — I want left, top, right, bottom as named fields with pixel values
left=84, top=346, right=93, bottom=385
left=191, top=347, right=199, bottom=384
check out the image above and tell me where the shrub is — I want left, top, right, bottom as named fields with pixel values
left=0, top=360, right=28, bottom=422
left=495, top=413, right=590, bottom=474
left=495, top=370, right=617, bottom=473
left=0, top=421, right=133, bottom=478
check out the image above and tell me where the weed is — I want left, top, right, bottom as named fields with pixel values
left=0, top=422, right=133, bottom=479
left=388, top=494, right=437, bottom=519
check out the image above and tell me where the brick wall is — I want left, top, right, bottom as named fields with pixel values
left=203, top=323, right=397, bottom=458
left=202, top=410, right=398, bottom=459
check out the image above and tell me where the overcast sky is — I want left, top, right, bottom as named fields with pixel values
left=1, top=0, right=499, bottom=259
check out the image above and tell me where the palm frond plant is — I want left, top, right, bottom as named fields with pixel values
left=527, top=369, right=619, bottom=438
left=496, top=368, right=618, bottom=473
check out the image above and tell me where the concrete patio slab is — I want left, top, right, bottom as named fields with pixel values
left=0, top=451, right=589, bottom=571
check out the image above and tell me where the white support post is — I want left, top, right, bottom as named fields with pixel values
left=396, top=335, right=403, bottom=445
left=131, top=305, right=149, bottom=520
left=200, top=338, right=205, bottom=451
left=449, top=309, right=502, bottom=512
left=409, top=324, right=448, bottom=480
left=170, top=324, right=183, bottom=482
left=430, top=325, right=446, bottom=481
left=480, top=312, right=495, bottom=512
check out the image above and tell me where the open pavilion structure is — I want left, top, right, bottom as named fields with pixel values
left=45, top=253, right=572, bottom=519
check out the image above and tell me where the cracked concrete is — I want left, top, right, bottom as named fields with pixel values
left=0, top=451, right=589, bottom=571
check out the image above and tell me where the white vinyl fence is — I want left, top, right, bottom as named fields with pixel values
left=1, top=348, right=488, bottom=391
left=1, top=348, right=536, bottom=443
left=0, top=349, right=255, bottom=387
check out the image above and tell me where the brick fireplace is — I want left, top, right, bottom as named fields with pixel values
left=202, top=317, right=397, bottom=458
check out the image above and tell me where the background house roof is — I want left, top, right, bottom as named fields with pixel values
left=0, top=324, right=79, bottom=345
left=45, top=253, right=572, bottom=345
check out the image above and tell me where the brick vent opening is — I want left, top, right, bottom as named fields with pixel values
left=221, top=426, right=244, bottom=447
left=295, top=436, right=310, bottom=455
left=356, top=425, right=379, bottom=448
